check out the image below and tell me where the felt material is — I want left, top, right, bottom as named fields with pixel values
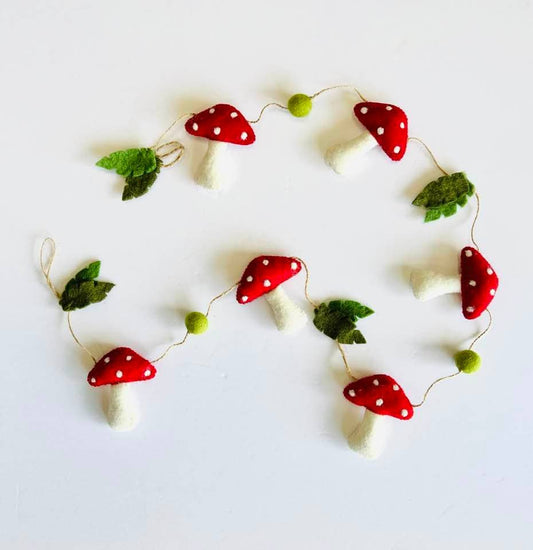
left=288, top=94, right=312, bottom=117
left=460, top=247, right=498, bottom=320
left=185, top=104, right=255, bottom=145
left=122, top=157, right=162, bottom=200
left=410, top=269, right=461, bottom=301
left=412, top=172, right=475, bottom=222
left=264, top=286, right=308, bottom=333
left=185, top=312, right=209, bottom=334
left=313, top=300, right=373, bottom=344
left=194, top=141, right=235, bottom=190
left=96, top=148, right=157, bottom=177
left=236, top=256, right=302, bottom=304
left=106, top=383, right=140, bottom=431
left=354, top=102, right=408, bottom=160
left=88, top=347, right=156, bottom=387
left=344, top=375, right=413, bottom=420
left=59, top=262, right=114, bottom=311
left=325, top=132, right=378, bottom=175
left=454, top=349, right=481, bottom=373
left=347, top=409, right=390, bottom=460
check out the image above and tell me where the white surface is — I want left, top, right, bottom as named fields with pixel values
left=1, top=1, right=532, bottom=548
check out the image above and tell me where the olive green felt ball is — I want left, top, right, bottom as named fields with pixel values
left=288, top=94, right=312, bottom=117
left=454, top=350, right=481, bottom=373
left=185, top=312, right=209, bottom=334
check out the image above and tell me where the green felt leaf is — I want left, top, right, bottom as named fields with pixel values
left=96, top=148, right=157, bottom=178
left=74, top=261, right=101, bottom=282
left=122, top=157, right=162, bottom=200
left=59, top=262, right=114, bottom=311
left=313, top=300, right=373, bottom=345
left=413, top=172, right=475, bottom=222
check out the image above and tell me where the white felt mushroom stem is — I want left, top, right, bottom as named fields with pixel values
left=325, top=130, right=378, bottom=175
left=195, top=141, right=235, bottom=190
left=264, top=286, right=308, bottom=333
left=106, top=383, right=140, bottom=432
left=347, top=409, right=390, bottom=460
left=410, top=269, right=461, bottom=301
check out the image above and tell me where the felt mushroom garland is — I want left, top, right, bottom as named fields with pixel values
left=185, top=104, right=255, bottom=190
left=410, top=246, right=499, bottom=319
left=236, top=255, right=307, bottom=333
left=325, top=102, right=408, bottom=175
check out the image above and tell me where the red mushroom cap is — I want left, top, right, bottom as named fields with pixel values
left=353, top=102, right=408, bottom=161
left=185, top=104, right=255, bottom=145
left=460, top=247, right=499, bottom=320
left=87, top=347, right=156, bottom=387
left=236, top=256, right=302, bottom=304
left=344, top=374, right=413, bottom=420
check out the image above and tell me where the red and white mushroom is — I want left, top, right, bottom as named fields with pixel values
left=87, top=347, right=156, bottom=431
left=185, top=104, right=255, bottom=190
left=410, top=247, right=498, bottom=319
left=236, top=255, right=308, bottom=333
left=325, top=102, right=408, bottom=175
left=344, top=375, right=413, bottom=459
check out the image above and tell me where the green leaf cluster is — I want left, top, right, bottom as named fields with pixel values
left=313, top=300, right=374, bottom=344
left=59, top=261, right=115, bottom=311
left=412, top=172, right=475, bottom=222
left=96, top=148, right=162, bottom=200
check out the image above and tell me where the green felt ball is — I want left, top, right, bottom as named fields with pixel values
left=454, top=350, right=481, bottom=374
left=185, top=312, right=209, bottom=334
left=288, top=94, right=312, bottom=117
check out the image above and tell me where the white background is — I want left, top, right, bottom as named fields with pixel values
left=1, top=1, right=532, bottom=548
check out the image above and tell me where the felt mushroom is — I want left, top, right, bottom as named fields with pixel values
left=344, top=375, right=413, bottom=459
left=325, top=102, right=408, bottom=175
left=236, top=255, right=308, bottom=333
left=87, top=347, right=156, bottom=431
left=185, top=104, right=255, bottom=190
left=410, top=246, right=498, bottom=319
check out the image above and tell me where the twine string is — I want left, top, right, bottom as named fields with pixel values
left=469, top=309, right=493, bottom=350
left=408, top=137, right=449, bottom=176
left=412, top=371, right=461, bottom=408
left=151, top=282, right=239, bottom=363
left=470, top=192, right=481, bottom=250
left=248, top=103, right=288, bottom=124
left=154, top=141, right=185, bottom=168
left=40, top=238, right=97, bottom=363
left=154, top=112, right=195, bottom=148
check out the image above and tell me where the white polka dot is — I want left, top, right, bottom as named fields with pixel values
left=192, top=122, right=198, bottom=131
left=393, top=384, right=399, bottom=391
left=116, top=370, right=123, bottom=379
left=213, top=127, right=221, bottom=136
left=376, top=398, right=384, bottom=406
left=144, top=370, right=151, bottom=377
left=373, top=379, right=379, bottom=386
left=263, top=259, right=269, bottom=266
left=241, top=296, right=248, bottom=302
left=264, top=280, right=271, bottom=287
left=241, top=132, right=248, bottom=140
left=230, top=112, right=238, bottom=118
left=487, top=268, right=493, bottom=275
left=400, top=122, right=405, bottom=129
left=126, top=355, right=132, bottom=361
left=246, top=276, right=253, bottom=282
left=209, top=108, right=215, bottom=114
left=401, top=409, right=408, bottom=417
left=291, top=262, right=298, bottom=270
left=466, top=306, right=475, bottom=313
left=360, top=107, right=368, bottom=114
left=386, top=105, right=392, bottom=111
left=348, top=389, right=356, bottom=397
left=377, top=127, right=384, bottom=135
left=490, top=289, right=496, bottom=296
left=465, top=249, right=473, bottom=257
left=104, top=357, right=110, bottom=363
left=393, top=146, right=401, bottom=154
left=90, top=377, right=96, bottom=384
left=469, top=280, right=476, bottom=287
